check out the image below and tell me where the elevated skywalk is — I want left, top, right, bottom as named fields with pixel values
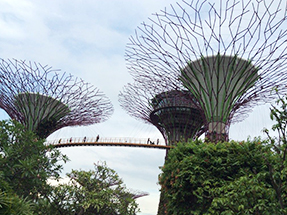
left=46, top=137, right=171, bottom=149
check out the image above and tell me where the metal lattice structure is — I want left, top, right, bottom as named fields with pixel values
left=124, top=0, right=287, bottom=142
left=119, top=82, right=205, bottom=145
left=0, top=58, right=114, bottom=139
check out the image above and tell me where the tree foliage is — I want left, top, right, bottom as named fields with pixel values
left=263, top=91, right=287, bottom=211
left=0, top=120, right=68, bottom=214
left=0, top=120, right=144, bottom=214
left=0, top=120, right=68, bottom=200
left=49, top=162, right=141, bottom=215
left=0, top=171, right=35, bottom=215
left=159, top=140, right=278, bottom=214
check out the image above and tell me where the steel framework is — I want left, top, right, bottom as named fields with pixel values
left=0, top=58, right=114, bottom=139
left=119, top=82, right=205, bottom=145
left=124, top=0, right=287, bottom=142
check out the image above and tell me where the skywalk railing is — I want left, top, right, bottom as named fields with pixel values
left=45, top=137, right=170, bottom=149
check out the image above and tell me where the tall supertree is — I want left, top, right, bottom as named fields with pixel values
left=0, top=58, right=114, bottom=139
left=125, top=0, right=287, bottom=142
left=119, top=82, right=205, bottom=145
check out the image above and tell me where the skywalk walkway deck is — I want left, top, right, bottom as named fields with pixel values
left=46, top=137, right=171, bottom=149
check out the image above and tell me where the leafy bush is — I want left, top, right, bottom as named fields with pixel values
left=159, top=140, right=283, bottom=214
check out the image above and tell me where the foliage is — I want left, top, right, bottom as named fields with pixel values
left=263, top=91, right=287, bottom=211
left=159, top=140, right=285, bottom=214
left=0, top=190, right=35, bottom=215
left=49, top=162, right=141, bottom=215
left=0, top=120, right=68, bottom=213
left=0, top=168, right=34, bottom=215
left=0, top=119, right=143, bottom=214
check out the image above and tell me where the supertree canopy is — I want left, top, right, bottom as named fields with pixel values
left=119, top=82, right=205, bottom=145
left=125, top=0, right=287, bottom=142
left=181, top=54, right=259, bottom=141
left=0, top=58, right=114, bottom=139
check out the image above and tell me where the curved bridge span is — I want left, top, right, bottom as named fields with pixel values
left=46, top=137, right=171, bottom=149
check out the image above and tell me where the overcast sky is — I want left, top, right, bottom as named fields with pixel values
left=0, top=0, right=280, bottom=214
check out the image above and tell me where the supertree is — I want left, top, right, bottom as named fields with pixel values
left=0, top=58, right=114, bottom=139
left=124, top=0, right=287, bottom=142
left=119, top=81, right=205, bottom=145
